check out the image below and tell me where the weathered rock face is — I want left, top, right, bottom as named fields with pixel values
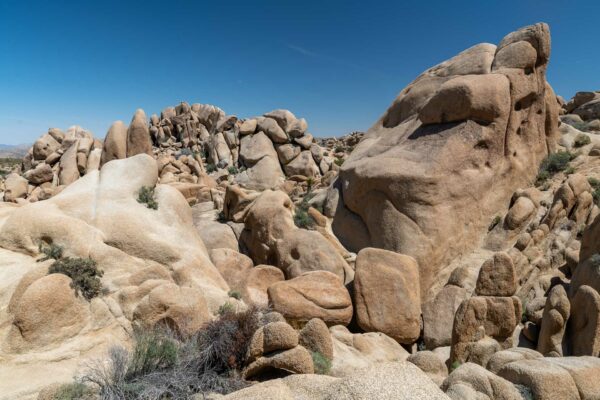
left=353, top=248, right=421, bottom=344
left=0, top=154, right=229, bottom=397
left=240, top=190, right=351, bottom=282
left=267, top=271, right=353, bottom=326
left=332, top=23, right=558, bottom=296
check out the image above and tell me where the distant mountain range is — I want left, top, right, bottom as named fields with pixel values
left=0, top=143, right=30, bottom=158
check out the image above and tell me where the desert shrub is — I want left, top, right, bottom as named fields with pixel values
left=334, top=145, right=345, bottom=153
left=311, top=351, right=332, bottom=375
left=205, top=163, right=217, bottom=173
left=306, top=177, right=314, bottom=192
left=52, top=382, right=96, bottom=400
left=450, top=360, right=461, bottom=371
left=334, top=157, right=344, bottom=166
left=218, top=302, right=235, bottom=316
left=565, top=166, right=576, bottom=175
left=196, top=306, right=262, bottom=372
left=294, top=196, right=316, bottom=230
left=589, top=177, right=600, bottom=206
left=515, top=384, right=534, bottom=400
left=574, top=133, right=591, bottom=147
left=227, top=166, right=239, bottom=175
left=82, top=309, right=263, bottom=399
left=536, top=151, right=576, bottom=185
left=39, top=243, right=64, bottom=261
left=137, top=186, right=158, bottom=210
left=178, top=148, right=193, bottom=157
left=488, top=215, right=501, bottom=231
left=49, top=257, right=104, bottom=300
left=572, top=121, right=589, bottom=132
left=228, top=290, right=242, bottom=300
left=126, top=328, right=179, bottom=380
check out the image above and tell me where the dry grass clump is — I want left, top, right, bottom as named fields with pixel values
left=65, top=307, right=264, bottom=400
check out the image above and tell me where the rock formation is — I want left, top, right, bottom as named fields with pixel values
left=332, top=22, right=559, bottom=297
left=5, top=21, right=600, bottom=400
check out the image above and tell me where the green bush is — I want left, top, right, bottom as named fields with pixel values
left=206, top=163, right=217, bottom=173
left=573, top=121, right=589, bottom=132
left=334, top=157, right=344, bottom=166
left=311, top=351, right=332, bottom=375
left=488, top=215, right=501, bottom=231
left=52, top=382, right=96, bottom=400
left=218, top=302, right=235, bottom=316
left=535, top=151, right=576, bottom=186
left=126, top=328, right=179, bottom=380
left=49, top=256, right=104, bottom=300
left=228, top=166, right=239, bottom=175
left=334, top=145, right=345, bottom=153
left=137, top=186, right=158, bottom=210
left=574, top=133, right=591, bottom=148
left=39, top=243, right=64, bottom=262
left=450, top=360, right=461, bottom=371
left=589, top=177, right=600, bottom=206
left=228, top=290, right=242, bottom=300
left=293, top=194, right=317, bottom=230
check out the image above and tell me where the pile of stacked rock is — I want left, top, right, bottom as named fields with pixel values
left=147, top=103, right=336, bottom=192
left=560, top=91, right=600, bottom=132
left=4, top=126, right=102, bottom=202
left=4, top=104, right=340, bottom=205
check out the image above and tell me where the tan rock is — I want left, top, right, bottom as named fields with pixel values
left=407, top=351, right=448, bottom=386
left=567, top=284, right=600, bottom=356
left=537, top=284, right=570, bottom=356
left=299, top=318, right=333, bottom=361
left=333, top=24, right=557, bottom=298
left=283, top=150, right=320, bottom=178
left=475, top=252, right=517, bottom=296
left=210, top=248, right=253, bottom=291
left=506, top=196, right=536, bottom=229
left=240, top=131, right=278, bottom=166
left=275, top=143, right=301, bottom=164
left=274, top=229, right=348, bottom=281
left=239, top=119, right=257, bottom=135
left=451, top=296, right=521, bottom=364
left=243, top=345, right=314, bottom=380
left=329, top=325, right=409, bottom=377
left=354, top=248, right=421, bottom=344
left=101, top=120, right=128, bottom=165
left=126, top=109, right=153, bottom=157
left=32, top=133, right=61, bottom=161
left=423, top=285, right=469, bottom=349
left=268, top=271, right=353, bottom=326
left=486, top=347, right=543, bottom=374
left=242, top=265, right=285, bottom=308
left=442, top=362, right=522, bottom=400
left=11, top=274, right=90, bottom=347
left=263, top=321, right=299, bottom=353
left=419, top=74, right=510, bottom=125
left=498, top=359, right=580, bottom=400
left=264, top=109, right=296, bottom=132
left=133, top=282, right=211, bottom=336
left=287, top=118, right=307, bottom=138
left=3, top=173, right=28, bottom=202
left=258, top=117, right=288, bottom=144
left=59, top=141, right=80, bottom=185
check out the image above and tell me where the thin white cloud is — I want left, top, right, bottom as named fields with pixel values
left=286, top=43, right=390, bottom=79
left=287, top=44, right=319, bottom=57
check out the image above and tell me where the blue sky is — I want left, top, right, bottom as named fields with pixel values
left=0, top=0, right=598, bottom=145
